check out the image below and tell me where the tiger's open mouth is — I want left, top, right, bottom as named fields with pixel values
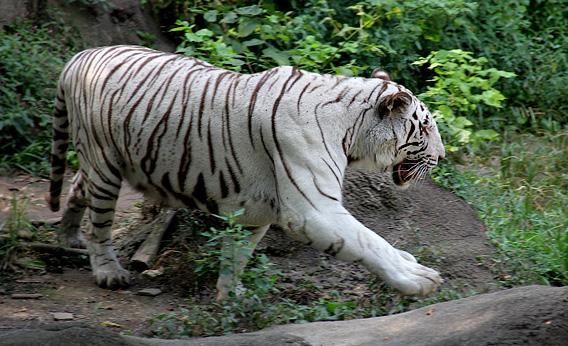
left=392, top=159, right=432, bottom=186
left=392, top=160, right=411, bottom=186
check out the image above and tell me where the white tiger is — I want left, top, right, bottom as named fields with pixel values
left=47, top=45, right=445, bottom=300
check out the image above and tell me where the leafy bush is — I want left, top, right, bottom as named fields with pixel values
left=168, top=1, right=513, bottom=152
left=0, top=21, right=78, bottom=174
left=414, top=49, right=515, bottom=152
left=160, top=0, right=566, bottom=128
left=461, top=1, right=568, bottom=125
left=170, top=1, right=380, bottom=75
left=0, top=194, right=33, bottom=270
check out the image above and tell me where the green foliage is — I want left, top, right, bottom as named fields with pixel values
left=161, top=0, right=567, bottom=128
left=414, top=49, right=515, bottom=152
left=170, top=0, right=382, bottom=75
left=0, top=20, right=77, bottom=175
left=194, top=209, right=253, bottom=283
left=136, top=30, right=157, bottom=48
left=152, top=209, right=374, bottom=336
left=463, top=1, right=568, bottom=124
left=151, top=277, right=476, bottom=338
left=342, top=0, right=478, bottom=86
left=433, top=132, right=568, bottom=286
left=0, top=194, right=33, bottom=270
left=151, top=290, right=368, bottom=337
left=167, top=1, right=515, bottom=153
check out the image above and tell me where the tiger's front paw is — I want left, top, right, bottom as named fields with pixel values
left=93, top=263, right=130, bottom=289
left=387, top=250, right=442, bottom=296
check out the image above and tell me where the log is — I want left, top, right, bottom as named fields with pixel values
left=130, top=209, right=176, bottom=272
left=22, top=242, right=89, bottom=256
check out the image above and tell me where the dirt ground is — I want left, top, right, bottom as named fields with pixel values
left=0, top=171, right=501, bottom=336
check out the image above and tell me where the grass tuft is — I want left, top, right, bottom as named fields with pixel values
left=434, top=130, right=568, bottom=286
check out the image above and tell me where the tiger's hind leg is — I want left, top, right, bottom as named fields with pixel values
left=215, top=224, right=270, bottom=302
left=85, top=170, right=129, bottom=289
left=58, top=171, right=87, bottom=248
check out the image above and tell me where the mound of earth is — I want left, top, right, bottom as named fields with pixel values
left=1, top=285, right=566, bottom=346
left=258, top=170, right=498, bottom=301
left=344, top=170, right=498, bottom=291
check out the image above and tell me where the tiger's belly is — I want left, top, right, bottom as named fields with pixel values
left=123, top=168, right=278, bottom=227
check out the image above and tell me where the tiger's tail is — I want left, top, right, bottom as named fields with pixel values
left=46, top=80, right=69, bottom=212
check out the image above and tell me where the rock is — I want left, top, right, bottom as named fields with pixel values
left=0, top=1, right=28, bottom=27
left=0, top=286, right=566, bottom=346
left=142, top=267, right=164, bottom=278
left=52, top=312, right=74, bottom=321
left=0, top=323, right=130, bottom=346
left=128, top=285, right=567, bottom=346
left=10, top=293, right=43, bottom=299
left=50, top=0, right=175, bottom=52
left=16, top=228, right=34, bottom=240
left=100, top=321, right=123, bottom=328
left=136, top=288, right=162, bottom=297
left=16, top=278, right=44, bottom=284
left=31, top=217, right=61, bottom=227
left=260, top=285, right=568, bottom=346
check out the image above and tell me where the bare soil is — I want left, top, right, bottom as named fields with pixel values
left=0, top=171, right=502, bottom=337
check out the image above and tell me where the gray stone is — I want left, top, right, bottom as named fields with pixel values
left=52, top=312, right=74, bottom=321
left=10, top=293, right=43, bottom=299
left=124, top=285, right=567, bottom=346
left=136, top=288, right=162, bottom=297
left=0, top=286, right=566, bottom=346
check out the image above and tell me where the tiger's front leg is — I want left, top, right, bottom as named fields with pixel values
left=285, top=205, right=442, bottom=296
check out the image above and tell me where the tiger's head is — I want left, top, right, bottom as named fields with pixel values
left=349, top=70, right=445, bottom=189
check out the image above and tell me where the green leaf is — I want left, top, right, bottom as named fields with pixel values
left=481, top=89, right=506, bottom=107
left=262, top=47, right=290, bottom=65
left=204, top=10, right=218, bottom=22
left=242, top=38, right=265, bottom=47
left=454, top=116, right=473, bottom=128
left=221, top=12, right=238, bottom=24
left=235, top=5, right=263, bottom=16
left=473, top=129, right=500, bottom=140
left=238, top=19, right=260, bottom=37
left=184, top=32, right=202, bottom=43
left=196, top=29, right=214, bottom=37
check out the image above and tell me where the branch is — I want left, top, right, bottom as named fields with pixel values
left=22, top=242, right=89, bottom=256
left=130, top=209, right=177, bottom=272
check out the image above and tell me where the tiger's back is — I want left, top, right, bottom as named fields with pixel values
left=54, top=45, right=394, bottom=224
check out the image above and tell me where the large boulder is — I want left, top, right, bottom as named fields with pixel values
left=0, top=0, right=174, bottom=51
left=1, top=286, right=565, bottom=346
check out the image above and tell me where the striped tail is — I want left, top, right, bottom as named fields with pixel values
left=47, top=82, right=69, bottom=212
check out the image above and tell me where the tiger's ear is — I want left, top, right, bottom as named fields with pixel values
left=371, top=68, right=390, bottom=81
left=377, top=92, right=412, bottom=118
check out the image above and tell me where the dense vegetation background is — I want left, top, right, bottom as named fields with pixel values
left=0, top=0, right=566, bottom=334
